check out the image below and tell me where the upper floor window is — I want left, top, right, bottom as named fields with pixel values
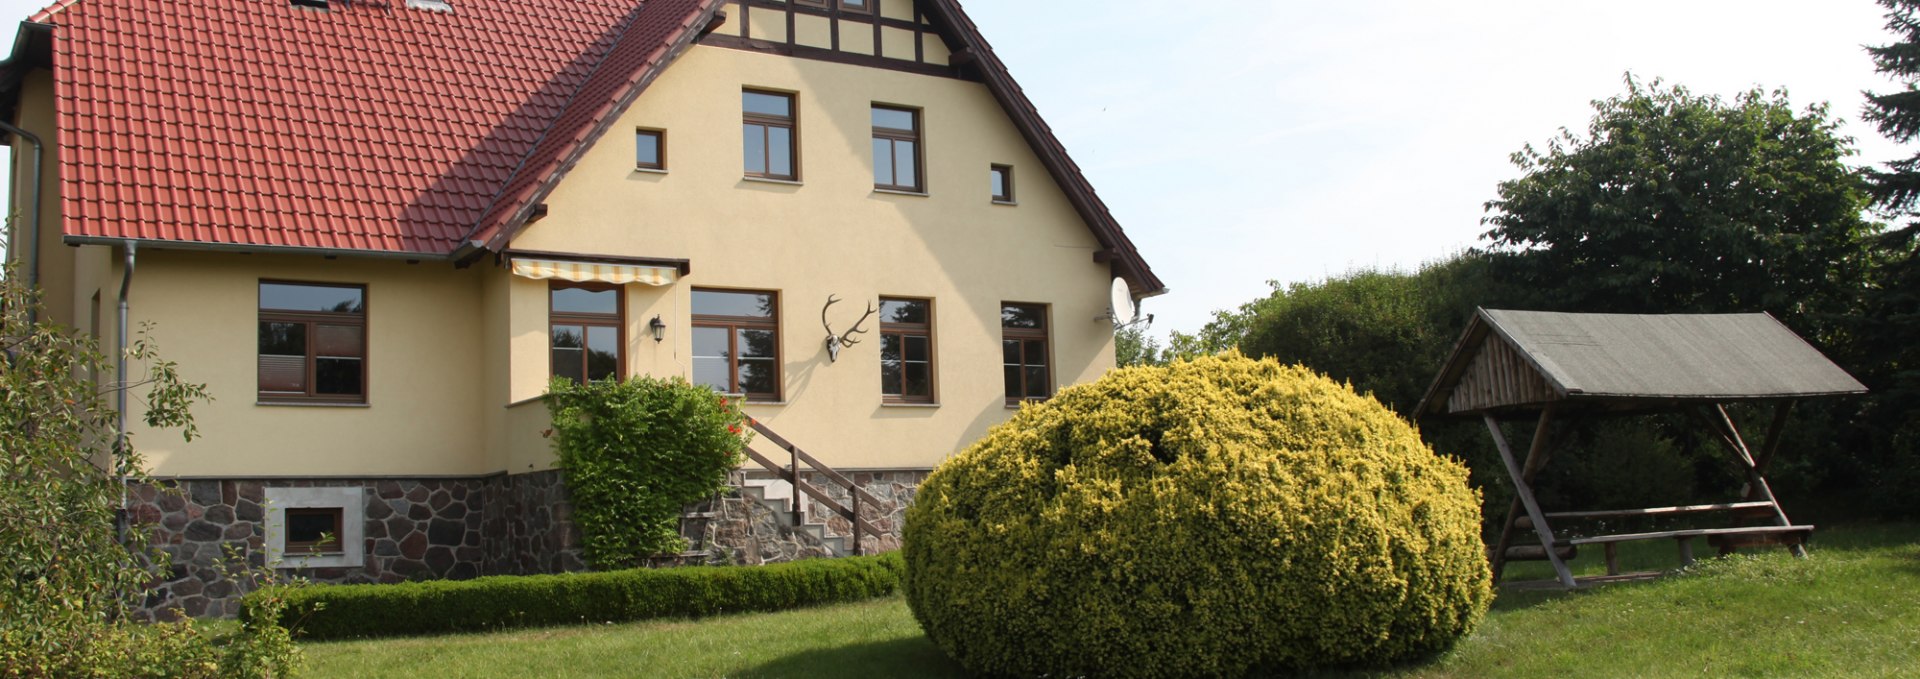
left=693, top=289, right=782, bottom=401
left=879, top=298, right=934, bottom=404
left=991, top=164, right=1015, bottom=203
left=1001, top=303, right=1051, bottom=404
left=551, top=282, right=623, bottom=384
left=797, top=0, right=868, bottom=12
left=872, top=105, right=922, bottom=192
left=744, top=90, right=797, bottom=181
left=258, top=281, right=366, bottom=403
left=635, top=129, right=665, bottom=171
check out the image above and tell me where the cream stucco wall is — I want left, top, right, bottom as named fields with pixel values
left=508, top=45, right=1119, bottom=470
left=124, top=251, right=491, bottom=477
left=16, top=43, right=1128, bottom=478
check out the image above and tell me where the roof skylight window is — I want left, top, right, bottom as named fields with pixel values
left=407, top=0, right=454, bottom=11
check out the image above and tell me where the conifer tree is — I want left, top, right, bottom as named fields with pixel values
left=1860, top=0, right=1920, bottom=515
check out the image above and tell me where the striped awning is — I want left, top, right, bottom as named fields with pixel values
left=509, top=257, right=678, bottom=286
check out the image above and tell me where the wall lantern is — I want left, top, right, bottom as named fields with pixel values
left=649, top=315, right=666, bottom=343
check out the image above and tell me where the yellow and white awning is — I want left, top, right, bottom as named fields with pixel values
left=509, top=257, right=679, bottom=286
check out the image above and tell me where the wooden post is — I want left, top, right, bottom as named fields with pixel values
left=1604, top=543, right=1620, bottom=576
left=1486, top=409, right=1576, bottom=588
left=1708, top=405, right=1805, bottom=558
left=851, top=490, right=864, bottom=556
left=1678, top=537, right=1695, bottom=567
left=788, top=445, right=804, bottom=525
left=1489, top=412, right=1563, bottom=582
left=1753, top=400, right=1795, bottom=477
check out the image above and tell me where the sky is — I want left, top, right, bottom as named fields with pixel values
left=960, top=0, right=1909, bottom=342
left=0, top=0, right=1908, bottom=342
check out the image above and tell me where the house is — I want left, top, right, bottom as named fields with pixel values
left=0, top=0, right=1163, bottom=618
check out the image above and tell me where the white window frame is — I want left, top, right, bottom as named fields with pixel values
left=265, top=487, right=366, bottom=569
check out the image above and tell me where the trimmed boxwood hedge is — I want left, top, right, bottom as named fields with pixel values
left=903, top=354, right=1492, bottom=677
left=245, top=553, right=903, bottom=640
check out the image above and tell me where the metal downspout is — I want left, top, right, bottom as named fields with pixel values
left=0, top=121, right=43, bottom=318
left=115, top=241, right=135, bottom=541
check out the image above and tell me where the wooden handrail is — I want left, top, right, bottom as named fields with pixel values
left=738, top=417, right=878, bottom=555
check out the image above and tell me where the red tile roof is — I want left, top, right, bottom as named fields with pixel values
left=32, top=0, right=716, bottom=255
left=13, top=0, right=1163, bottom=294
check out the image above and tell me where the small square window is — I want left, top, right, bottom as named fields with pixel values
left=635, top=129, right=665, bottom=170
left=284, top=507, right=344, bottom=555
left=991, top=164, right=1014, bottom=203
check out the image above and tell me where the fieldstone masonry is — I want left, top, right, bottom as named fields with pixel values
left=127, top=468, right=926, bottom=620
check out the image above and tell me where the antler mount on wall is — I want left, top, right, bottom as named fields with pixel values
left=821, top=295, right=877, bottom=363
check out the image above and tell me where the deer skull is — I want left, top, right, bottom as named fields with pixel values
left=822, top=295, right=877, bottom=363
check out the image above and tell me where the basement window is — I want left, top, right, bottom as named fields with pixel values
left=265, top=487, right=366, bottom=569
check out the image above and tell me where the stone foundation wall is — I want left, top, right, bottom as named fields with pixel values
left=127, top=468, right=925, bottom=620
left=801, top=470, right=929, bottom=554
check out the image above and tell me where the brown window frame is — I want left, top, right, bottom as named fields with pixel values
left=692, top=288, right=783, bottom=402
left=990, top=164, right=1015, bottom=203
left=549, top=281, right=626, bottom=384
left=879, top=297, right=936, bottom=404
left=743, top=89, right=799, bottom=181
left=635, top=128, right=666, bottom=170
left=283, top=507, right=345, bottom=555
left=258, top=280, right=368, bottom=404
left=872, top=104, right=923, bottom=192
left=1001, top=302, right=1052, bottom=405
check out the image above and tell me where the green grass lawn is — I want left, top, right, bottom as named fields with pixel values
left=301, top=523, right=1920, bottom=678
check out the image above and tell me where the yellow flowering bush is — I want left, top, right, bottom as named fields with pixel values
left=902, top=353, right=1491, bottom=677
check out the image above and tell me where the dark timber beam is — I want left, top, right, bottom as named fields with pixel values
left=1486, top=407, right=1575, bottom=588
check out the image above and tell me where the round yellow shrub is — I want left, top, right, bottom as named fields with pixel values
left=902, top=354, right=1491, bottom=678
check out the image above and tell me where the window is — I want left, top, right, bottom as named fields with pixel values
left=692, top=289, right=781, bottom=401
left=991, top=164, right=1014, bottom=203
left=1001, top=303, right=1051, bottom=404
left=635, top=129, right=665, bottom=170
left=743, top=90, right=797, bottom=180
left=796, top=0, right=866, bottom=10
left=550, top=282, right=623, bottom=384
left=258, top=281, right=367, bottom=403
left=283, top=507, right=344, bottom=555
left=264, top=487, right=365, bottom=569
left=872, top=105, right=922, bottom=192
left=879, top=298, right=934, bottom=403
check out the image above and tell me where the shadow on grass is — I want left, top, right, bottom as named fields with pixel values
left=735, top=636, right=968, bottom=679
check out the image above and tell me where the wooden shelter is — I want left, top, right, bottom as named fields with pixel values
left=1417, top=309, right=1867, bottom=588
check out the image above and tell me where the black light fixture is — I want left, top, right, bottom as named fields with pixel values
left=648, top=315, right=666, bottom=343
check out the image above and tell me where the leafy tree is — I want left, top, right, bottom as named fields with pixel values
left=1482, top=76, right=1879, bottom=334
left=1, top=266, right=301, bottom=676
left=1113, top=325, right=1165, bottom=367
left=1176, top=254, right=1495, bottom=416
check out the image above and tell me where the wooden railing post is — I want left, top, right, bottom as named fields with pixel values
left=851, top=490, right=863, bottom=556
left=788, top=444, right=804, bottom=525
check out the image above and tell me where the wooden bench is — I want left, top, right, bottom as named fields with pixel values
left=1564, top=525, right=1814, bottom=574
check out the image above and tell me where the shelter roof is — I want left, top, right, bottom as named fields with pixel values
left=1418, top=309, right=1867, bottom=417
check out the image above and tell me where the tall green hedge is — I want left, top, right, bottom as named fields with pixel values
left=245, top=553, right=903, bottom=640
left=546, top=376, right=747, bottom=569
left=903, top=354, right=1492, bottom=678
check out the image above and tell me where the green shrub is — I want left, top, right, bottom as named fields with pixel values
left=246, top=553, right=904, bottom=640
left=902, top=354, right=1492, bottom=678
left=546, top=376, right=748, bottom=569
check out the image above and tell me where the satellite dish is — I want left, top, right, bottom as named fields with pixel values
left=1108, top=277, right=1137, bottom=328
